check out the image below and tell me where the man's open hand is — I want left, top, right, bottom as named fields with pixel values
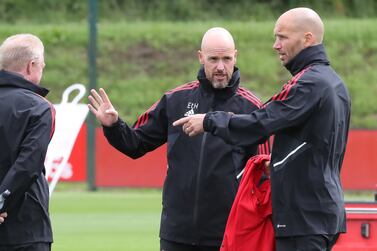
left=88, top=88, right=119, bottom=127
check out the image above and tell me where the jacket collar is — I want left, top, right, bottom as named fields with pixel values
left=0, top=70, right=49, bottom=97
left=285, top=44, right=329, bottom=76
left=197, top=65, right=240, bottom=99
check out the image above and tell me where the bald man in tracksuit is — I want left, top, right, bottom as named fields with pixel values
left=88, top=27, right=270, bottom=251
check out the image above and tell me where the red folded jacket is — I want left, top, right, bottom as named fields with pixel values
left=221, top=154, right=275, bottom=251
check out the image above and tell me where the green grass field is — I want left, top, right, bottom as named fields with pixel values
left=50, top=189, right=161, bottom=251
left=49, top=186, right=375, bottom=251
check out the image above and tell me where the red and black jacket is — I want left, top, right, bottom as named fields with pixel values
left=204, top=44, right=350, bottom=237
left=104, top=66, right=269, bottom=246
left=0, top=70, right=55, bottom=245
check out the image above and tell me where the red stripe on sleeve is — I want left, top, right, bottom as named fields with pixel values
left=134, top=81, right=200, bottom=129
left=49, top=104, right=56, bottom=139
left=237, top=87, right=262, bottom=108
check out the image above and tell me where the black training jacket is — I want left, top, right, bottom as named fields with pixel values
left=204, top=44, right=350, bottom=237
left=0, top=70, right=54, bottom=245
left=103, top=67, right=269, bottom=246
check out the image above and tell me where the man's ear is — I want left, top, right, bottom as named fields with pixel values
left=234, top=49, right=238, bottom=64
left=198, top=50, right=204, bottom=64
left=26, top=60, right=34, bottom=75
left=304, top=32, right=314, bottom=47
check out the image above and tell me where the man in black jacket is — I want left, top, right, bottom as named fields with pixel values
left=0, top=34, right=54, bottom=251
left=88, top=27, right=269, bottom=250
left=174, top=8, right=350, bottom=251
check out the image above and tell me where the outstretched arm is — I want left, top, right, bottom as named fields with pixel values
left=177, top=78, right=322, bottom=149
left=90, top=88, right=168, bottom=159
left=88, top=88, right=119, bottom=127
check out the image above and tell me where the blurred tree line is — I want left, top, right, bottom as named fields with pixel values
left=0, top=0, right=376, bottom=23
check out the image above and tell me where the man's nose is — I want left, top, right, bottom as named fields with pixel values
left=273, top=40, right=281, bottom=50
left=216, top=60, right=225, bottom=70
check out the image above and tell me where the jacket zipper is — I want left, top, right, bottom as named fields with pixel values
left=192, top=131, right=208, bottom=243
left=192, top=107, right=212, bottom=243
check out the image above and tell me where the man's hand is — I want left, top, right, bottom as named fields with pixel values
left=88, top=88, right=119, bottom=127
left=173, top=114, right=206, bottom=137
left=0, top=212, right=7, bottom=225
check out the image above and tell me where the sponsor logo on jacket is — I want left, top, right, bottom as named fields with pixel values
left=184, top=102, right=199, bottom=117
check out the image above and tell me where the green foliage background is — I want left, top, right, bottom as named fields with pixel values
left=1, top=0, right=377, bottom=23
left=0, top=1, right=376, bottom=128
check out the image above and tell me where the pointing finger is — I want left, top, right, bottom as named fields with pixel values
left=173, top=117, right=190, bottom=127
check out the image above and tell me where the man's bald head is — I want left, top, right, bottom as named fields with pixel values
left=198, top=27, right=237, bottom=89
left=201, top=27, right=235, bottom=52
left=273, top=8, right=324, bottom=65
left=277, top=7, right=324, bottom=44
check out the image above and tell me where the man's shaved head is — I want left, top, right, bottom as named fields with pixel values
left=273, top=7, right=324, bottom=65
left=198, top=27, right=237, bottom=89
left=277, top=7, right=324, bottom=44
left=201, top=27, right=235, bottom=52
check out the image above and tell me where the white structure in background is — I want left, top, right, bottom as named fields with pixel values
left=45, top=83, right=89, bottom=196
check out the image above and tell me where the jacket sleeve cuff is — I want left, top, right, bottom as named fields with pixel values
left=203, top=113, right=213, bottom=133
left=103, top=118, right=123, bottom=133
left=203, top=111, right=233, bottom=136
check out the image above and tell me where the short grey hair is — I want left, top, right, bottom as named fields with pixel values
left=0, top=33, right=44, bottom=72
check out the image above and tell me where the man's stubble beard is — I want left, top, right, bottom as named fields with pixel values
left=211, top=79, right=228, bottom=89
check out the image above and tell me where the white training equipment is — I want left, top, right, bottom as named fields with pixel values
left=44, top=83, right=89, bottom=196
